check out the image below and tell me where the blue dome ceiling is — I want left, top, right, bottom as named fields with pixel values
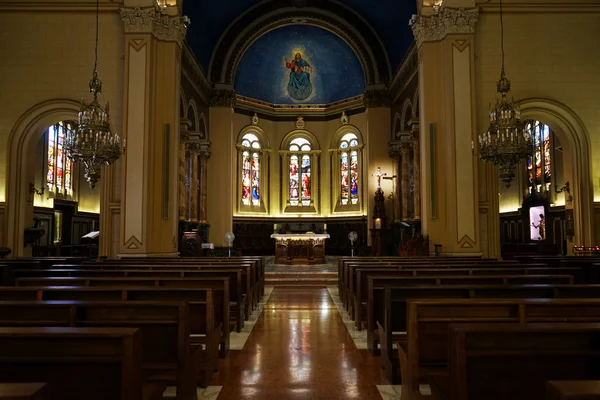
left=183, top=0, right=417, bottom=76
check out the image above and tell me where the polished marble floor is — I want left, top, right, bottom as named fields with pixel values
left=213, top=287, right=387, bottom=399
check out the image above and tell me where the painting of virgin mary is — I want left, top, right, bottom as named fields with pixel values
left=285, top=52, right=313, bottom=100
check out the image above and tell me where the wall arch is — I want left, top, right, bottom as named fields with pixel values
left=187, top=100, right=199, bottom=132
left=5, top=99, right=81, bottom=255
left=199, top=112, right=208, bottom=139
left=280, top=129, right=321, bottom=150
left=393, top=112, right=402, bottom=139
left=329, top=124, right=364, bottom=149
left=237, top=125, right=271, bottom=149
left=518, top=98, right=594, bottom=246
left=400, top=98, right=413, bottom=132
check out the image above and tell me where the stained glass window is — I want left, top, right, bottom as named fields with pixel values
left=525, top=120, right=552, bottom=194
left=240, top=133, right=261, bottom=207
left=289, top=138, right=312, bottom=206
left=47, top=121, right=74, bottom=194
left=340, top=133, right=359, bottom=205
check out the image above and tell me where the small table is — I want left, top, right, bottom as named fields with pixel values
left=0, top=383, right=47, bottom=399
left=547, top=381, right=600, bottom=400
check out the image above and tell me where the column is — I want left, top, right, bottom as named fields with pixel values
left=410, top=122, right=421, bottom=220
left=400, top=142, right=411, bottom=221
left=198, top=141, right=211, bottom=224
left=179, top=120, right=191, bottom=221
left=411, top=4, right=481, bottom=255
left=118, top=2, right=187, bottom=256
left=208, top=89, right=236, bottom=246
left=190, top=144, right=199, bottom=223
left=388, top=142, right=401, bottom=223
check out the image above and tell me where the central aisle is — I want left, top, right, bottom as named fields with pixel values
left=214, top=287, right=385, bottom=399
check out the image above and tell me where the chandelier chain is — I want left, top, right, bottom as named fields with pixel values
left=500, top=0, right=505, bottom=73
left=93, top=0, right=99, bottom=77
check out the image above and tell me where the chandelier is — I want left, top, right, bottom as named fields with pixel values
left=476, top=0, right=532, bottom=188
left=64, top=0, right=121, bottom=189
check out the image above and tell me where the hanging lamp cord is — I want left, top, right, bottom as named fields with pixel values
left=500, top=0, right=505, bottom=73
left=93, top=0, right=99, bottom=74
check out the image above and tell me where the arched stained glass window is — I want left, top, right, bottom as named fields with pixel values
left=47, top=121, right=74, bottom=194
left=289, top=138, right=312, bottom=206
left=340, top=133, right=359, bottom=205
left=525, top=120, right=552, bottom=194
left=240, top=133, right=261, bottom=206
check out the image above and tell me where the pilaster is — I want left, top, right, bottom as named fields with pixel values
left=411, top=6, right=481, bottom=255
left=118, top=2, right=187, bottom=257
left=208, top=89, right=235, bottom=246
left=410, top=121, right=421, bottom=220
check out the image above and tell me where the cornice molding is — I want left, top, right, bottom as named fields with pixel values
left=410, top=8, right=479, bottom=47
left=363, top=89, right=391, bottom=108
left=210, top=89, right=237, bottom=108
left=181, top=43, right=212, bottom=104
left=120, top=7, right=188, bottom=45
left=390, top=44, right=418, bottom=102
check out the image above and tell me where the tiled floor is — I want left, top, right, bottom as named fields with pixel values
left=212, top=286, right=387, bottom=399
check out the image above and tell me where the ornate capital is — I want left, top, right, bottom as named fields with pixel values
left=120, top=7, right=188, bottom=45
left=210, top=89, right=236, bottom=108
left=410, top=8, right=479, bottom=47
left=388, top=140, right=402, bottom=159
left=363, top=89, right=390, bottom=108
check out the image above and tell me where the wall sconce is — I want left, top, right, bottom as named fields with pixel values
left=28, top=183, right=44, bottom=203
left=556, top=181, right=573, bottom=202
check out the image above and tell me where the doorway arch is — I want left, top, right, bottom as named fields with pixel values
left=5, top=99, right=80, bottom=256
left=518, top=98, right=594, bottom=247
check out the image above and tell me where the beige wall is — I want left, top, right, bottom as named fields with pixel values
left=0, top=4, right=124, bottom=248
left=476, top=7, right=600, bottom=204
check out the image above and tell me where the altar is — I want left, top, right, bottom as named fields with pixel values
left=270, top=233, right=330, bottom=264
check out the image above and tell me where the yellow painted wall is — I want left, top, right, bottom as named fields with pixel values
left=0, top=5, right=123, bottom=246
left=475, top=7, right=600, bottom=207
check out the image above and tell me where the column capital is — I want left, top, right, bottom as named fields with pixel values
left=363, top=89, right=391, bottom=108
left=210, top=89, right=236, bottom=107
left=120, top=6, right=189, bottom=45
left=410, top=7, right=479, bottom=47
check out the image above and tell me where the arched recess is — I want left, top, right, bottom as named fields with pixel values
left=412, top=87, right=419, bottom=119
left=187, top=100, right=199, bottom=132
left=518, top=98, right=594, bottom=246
left=235, top=125, right=272, bottom=214
left=400, top=98, right=413, bottom=132
left=5, top=99, right=81, bottom=256
left=209, top=1, right=391, bottom=87
left=280, top=129, right=321, bottom=150
left=199, top=113, right=208, bottom=139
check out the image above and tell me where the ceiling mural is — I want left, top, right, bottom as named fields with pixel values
left=234, top=25, right=365, bottom=105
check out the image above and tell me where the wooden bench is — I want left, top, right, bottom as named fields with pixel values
left=398, top=299, right=600, bottom=399
left=432, top=322, right=600, bottom=400
left=0, top=383, right=47, bottom=400
left=0, top=327, right=162, bottom=400
left=15, top=271, right=246, bottom=332
left=0, top=285, right=225, bottom=360
left=375, top=284, right=600, bottom=382
left=0, top=300, right=203, bottom=395
left=547, top=380, right=600, bottom=400
left=351, top=269, right=574, bottom=327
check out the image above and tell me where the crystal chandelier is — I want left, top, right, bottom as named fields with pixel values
left=476, top=0, right=532, bottom=188
left=64, top=0, right=121, bottom=189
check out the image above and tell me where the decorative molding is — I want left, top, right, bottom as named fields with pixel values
left=181, top=44, right=212, bottom=104
left=390, top=44, right=418, bottom=102
left=363, top=89, right=391, bottom=108
left=120, top=7, right=188, bottom=45
left=210, top=89, right=236, bottom=107
left=410, top=8, right=479, bottom=47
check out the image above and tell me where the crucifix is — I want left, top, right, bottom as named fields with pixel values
left=372, top=167, right=387, bottom=190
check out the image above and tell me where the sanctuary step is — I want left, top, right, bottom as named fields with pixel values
left=265, top=258, right=338, bottom=286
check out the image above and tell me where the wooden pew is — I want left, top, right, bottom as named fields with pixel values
left=341, top=260, right=536, bottom=309
left=0, top=383, right=47, bottom=400
left=70, top=261, right=258, bottom=313
left=0, top=301, right=202, bottom=396
left=398, top=299, right=600, bottom=399
left=0, top=286, right=225, bottom=361
left=0, top=327, right=160, bottom=400
left=546, top=380, right=600, bottom=400
left=351, top=268, right=575, bottom=326
left=432, top=323, right=600, bottom=400
left=375, top=284, right=600, bottom=382
left=14, top=269, right=247, bottom=332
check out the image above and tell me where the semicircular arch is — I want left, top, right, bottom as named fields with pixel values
left=280, top=129, right=321, bottom=151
